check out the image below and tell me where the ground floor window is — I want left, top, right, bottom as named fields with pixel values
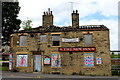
left=51, top=54, right=61, bottom=67
left=16, top=54, right=28, bottom=67
left=84, top=53, right=94, bottom=67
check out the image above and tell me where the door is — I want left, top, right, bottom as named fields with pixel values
left=34, top=55, right=41, bottom=72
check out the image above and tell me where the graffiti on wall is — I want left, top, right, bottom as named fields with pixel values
left=84, top=53, right=94, bottom=67
left=16, top=55, right=28, bottom=67
left=51, top=54, right=61, bottom=67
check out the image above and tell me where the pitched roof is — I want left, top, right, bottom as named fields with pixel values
left=15, top=25, right=109, bottom=33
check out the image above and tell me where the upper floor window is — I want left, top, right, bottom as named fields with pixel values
left=19, top=36, right=27, bottom=46
left=84, top=34, right=92, bottom=45
left=52, top=34, right=60, bottom=46
left=40, top=35, right=47, bottom=42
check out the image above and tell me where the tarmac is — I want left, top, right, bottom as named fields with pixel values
left=1, top=71, right=120, bottom=80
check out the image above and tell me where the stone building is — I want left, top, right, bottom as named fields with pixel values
left=111, top=58, right=120, bottom=75
left=10, top=9, right=111, bottom=76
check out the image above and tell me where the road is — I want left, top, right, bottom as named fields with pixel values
left=1, top=71, right=120, bottom=80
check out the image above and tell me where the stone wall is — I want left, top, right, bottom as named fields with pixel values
left=11, top=30, right=111, bottom=76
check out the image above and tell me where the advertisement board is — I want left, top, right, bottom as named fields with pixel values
left=96, top=57, right=102, bottom=64
left=9, top=53, right=12, bottom=70
left=44, top=57, right=50, bottom=64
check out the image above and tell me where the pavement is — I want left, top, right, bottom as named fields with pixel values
left=1, top=71, right=120, bottom=80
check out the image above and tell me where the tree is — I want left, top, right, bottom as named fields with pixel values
left=22, top=19, right=33, bottom=30
left=118, top=53, right=120, bottom=58
left=111, top=51, right=114, bottom=58
left=2, top=2, right=21, bottom=46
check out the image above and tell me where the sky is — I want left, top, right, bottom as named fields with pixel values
left=17, top=0, right=119, bottom=50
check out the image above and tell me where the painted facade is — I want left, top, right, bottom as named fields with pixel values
left=10, top=9, right=111, bottom=76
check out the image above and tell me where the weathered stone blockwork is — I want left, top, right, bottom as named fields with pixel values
left=10, top=9, right=111, bottom=76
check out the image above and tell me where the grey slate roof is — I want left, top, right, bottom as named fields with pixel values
left=15, top=25, right=109, bottom=33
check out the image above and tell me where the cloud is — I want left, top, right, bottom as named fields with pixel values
left=17, top=0, right=119, bottom=50
left=18, top=0, right=119, bottom=25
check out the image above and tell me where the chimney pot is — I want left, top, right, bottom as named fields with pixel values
left=51, top=11, right=52, bottom=15
left=73, top=10, right=75, bottom=13
left=48, top=8, right=50, bottom=15
left=46, top=12, right=48, bottom=15
left=76, top=10, right=78, bottom=13
left=44, top=12, right=45, bottom=15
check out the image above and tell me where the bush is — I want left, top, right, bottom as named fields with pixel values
left=2, top=66, right=9, bottom=71
left=112, top=70, right=119, bottom=75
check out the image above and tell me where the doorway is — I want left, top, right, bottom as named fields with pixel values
left=33, top=54, right=42, bottom=72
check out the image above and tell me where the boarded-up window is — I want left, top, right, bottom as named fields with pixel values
left=40, top=35, right=47, bottom=42
left=52, top=34, right=60, bottom=46
left=84, top=34, right=92, bottom=45
left=16, top=54, right=28, bottom=67
left=51, top=54, right=61, bottom=67
left=84, top=53, right=94, bottom=67
left=19, top=36, right=27, bottom=46
left=52, top=34, right=60, bottom=41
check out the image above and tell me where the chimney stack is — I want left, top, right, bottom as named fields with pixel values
left=71, top=10, right=79, bottom=28
left=42, top=8, right=53, bottom=26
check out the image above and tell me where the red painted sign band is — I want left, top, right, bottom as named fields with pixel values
left=58, top=47, right=96, bottom=52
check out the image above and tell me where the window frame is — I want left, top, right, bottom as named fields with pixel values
left=51, top=34, right=60, bottom=47
left=84, top=52, right=94, bottom=67
left=51, top=52, right=61, bottom=68
left=18, top=35, right=27, bottom=47
left=96, top=57, right=102, bottom=65
left=16, top=54, right=28, bottom=67
left=84, top=34, right=93, bottom=46
left=40, top=34, right=47, bottom=43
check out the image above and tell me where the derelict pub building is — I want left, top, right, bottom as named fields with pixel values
left=10, top=9, right=111, bottom=76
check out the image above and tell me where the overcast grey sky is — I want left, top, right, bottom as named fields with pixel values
left=17, top=0, right=119, bottom=50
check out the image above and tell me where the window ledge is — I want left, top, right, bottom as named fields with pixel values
left=51, top=67, right=62, bottom=68
left=51, top=46, right=61, bottom=47
left=83, top=66, right=95, bottom=68
left=16, top=67, right=28, bottom=68
left=16, top=52, right=29, bottom=54
left=17, top=46, right=27, bottom=47
left=40, top=42, right=48, bottom=44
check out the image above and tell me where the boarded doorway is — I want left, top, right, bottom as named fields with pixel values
left=33, top=55, right=42, bottom=72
